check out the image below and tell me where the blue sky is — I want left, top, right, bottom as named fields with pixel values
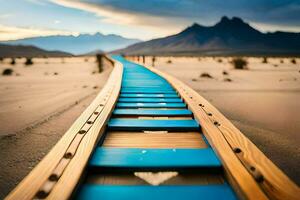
left=0, top=0, right=299, bottom=41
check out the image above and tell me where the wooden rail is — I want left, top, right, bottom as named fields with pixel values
left=132, top=59, right=300, bottom=200
left=5, top=57, right=123, bottom=200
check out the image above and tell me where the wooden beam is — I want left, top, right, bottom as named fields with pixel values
left=5, top=57, right=123, bottom=200
left=142, top=62, right=299, bottom=200
left=102, top=131, right=207, bottom=148
left=86, top=171, right=224, bottom=185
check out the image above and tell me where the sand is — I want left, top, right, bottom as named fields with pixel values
left=0, top=57, right=112, bottom=198
left=140, top=56, right=300, bottom=185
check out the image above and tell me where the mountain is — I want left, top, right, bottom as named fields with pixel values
left=0, top=44, right=72, bottom=58
left=3, top=33, right=141, bottom=55
left=115, top=16, right=300, bottom=56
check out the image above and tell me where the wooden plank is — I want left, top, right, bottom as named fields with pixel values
left=111, top=116, right=192, bottom=119
left=143, top=62, right=300, bottom=199
left=113, top=109, right=192, bottom=116
left=5, top=57, right=123, bottom=200
left=102, top=132, right=208, bottom=148
left=137, top=116, right=192, bottom=120
left=86, top=171, right=224, bottom=185
left=76, top=184, right=237, bottom=200
left=113, top=116, right=192, bottom=119
left=118, top=97, right=183, bottom=103
left=121, top=90, right=176, bottom=94
left=116, top=102, right=186, bottom=108
left=120, top=93, right=178, bottom=98
left=89, top=147, right=221, bottom=169
left=108, top=119, right=199, bottom=131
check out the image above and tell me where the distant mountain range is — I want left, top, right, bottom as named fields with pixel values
left=115, top=16, right=300, bottom=56
left=3, top=33, right=141, bottom=55
left=0, top=44, right=71, bottom=58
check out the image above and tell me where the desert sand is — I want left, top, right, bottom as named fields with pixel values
left=138, top=56, right=300, bottom=185
left=0, top=57, right=112, bottom=198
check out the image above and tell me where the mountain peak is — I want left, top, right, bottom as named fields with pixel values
left=220, top=16, right=230, bottom=23
left=4, top=32, right=141, bottom=54
left=190, top=23, right=201, bottom=28
left=116, top=16, right=300, bottom=56
left=217, top=16, right=245, bottom=26
left=94, top=32, right=104, bottom=37
left=181, top=23, right=204, bottom=34
left=183, top=16, right=247, bottom=34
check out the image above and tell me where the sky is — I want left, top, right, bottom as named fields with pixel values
left=0, top=0, right=299, bottom=41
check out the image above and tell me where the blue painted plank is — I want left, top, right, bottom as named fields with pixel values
left=121, top=90, right=176, bottom=94
left=122, top=82, right=170, bottom=85
left=118, top=98, right=182, bottom=103
left=89, top=148, right=221, bottom=168
left=121, top=86, right=173, bottom=89
left=116, top=102, right=186, bottom=108
left=113, top=109, right=192, bottom=116
left=108, top=119, right=199, bottom=131
left=122, top=85, right=170, bottom=88
left=76, top=185, right=237, bottom=200
left=120, top=93, right=179, bottom=98
left=122, top=84, right=170, bottom=88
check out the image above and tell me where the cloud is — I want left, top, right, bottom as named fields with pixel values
left=50, top=0, right=169, bottom=25
left=0, top=24, right=78, bottom=41
left=2, top=0, right=299, bottom=42
left=50, top=0, right=300, bottom=33
left=49, top=0, right=187, bottom=36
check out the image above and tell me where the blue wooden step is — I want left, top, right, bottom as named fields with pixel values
left=122, top=82, right=170, bottom=87
left=121, top=86, right=173, bottom=89
left=118, top=98, right=182, bottom=103
left=121, top=90, right=176, bottom=94
left=113, top=109, right=192, bottom=116
left=108, top=119, right=199, bottom=131
left=116, top=102, right=186, bottom=108
left=76, top=185, right=237, bottom=200
left=120, top=94, right=179, bottom=98
left=89, top=148, right=221, bottom=168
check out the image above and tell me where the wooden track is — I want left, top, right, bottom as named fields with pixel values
left=138, top=58, right=300, bottom=200
left=5, top=55, right=299, bottom=200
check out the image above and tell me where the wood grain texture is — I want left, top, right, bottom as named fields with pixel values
left=138, top=116, right=192, bottom=119
left=46, top=58, right=122, bottom=200
left=86, top=172, right=223, bottom=185
left=141, top=62, right=264, bottom=199
left=5, top=57, right=122, bottom=200
left=102, top=131, right=207, bottom=148
left=142, top=61, right=300, bottom=200
left=111, top=116, right=192, bottom=119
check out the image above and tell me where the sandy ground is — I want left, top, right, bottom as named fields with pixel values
left=138, top=56, right=300, bottom=185
left=0, top=57, right=112, bottom=198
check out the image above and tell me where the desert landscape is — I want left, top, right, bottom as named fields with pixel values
left=0, top=57, right=112, bottom=198
left=1, top=1, right=300, bottom=199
